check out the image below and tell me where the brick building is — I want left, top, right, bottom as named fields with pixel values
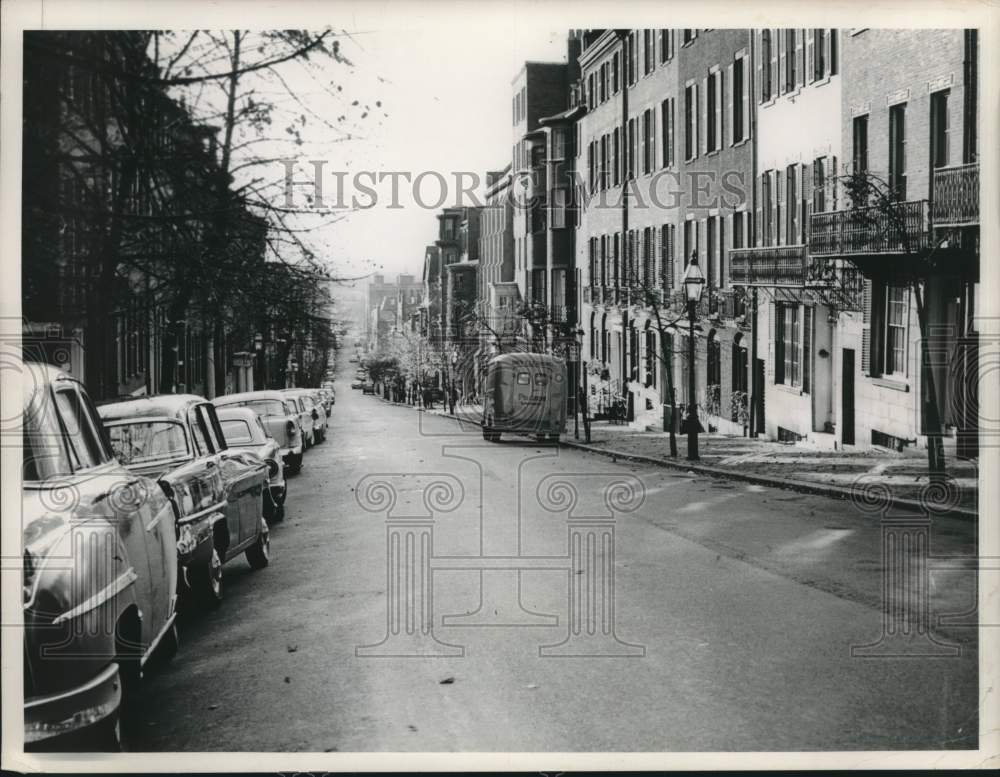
left=365, top=272, right=424, bottom=352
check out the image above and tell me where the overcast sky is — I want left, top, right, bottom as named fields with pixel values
left=223, top=16, right=569, bottom=288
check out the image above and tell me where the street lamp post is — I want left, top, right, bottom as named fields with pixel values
left=682, top=255, right=705, bottom=461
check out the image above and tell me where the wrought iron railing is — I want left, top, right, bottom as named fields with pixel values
left=729, top=245, right=808, bottom=286
left=809, top=200, right=929, bottom=256
left=932, top=163, right=979, bottom=226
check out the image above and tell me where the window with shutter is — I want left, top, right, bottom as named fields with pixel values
left=803, top=306, right=812, bottom=394
left=727, top=63, right=735, bottom=146
left=698, top=79, right=705, bottom=156
left=785, top=29, right=796, bottom=91
left=759, top=30, right=770, bottom=102
left=796, top=29, right=805, bottom=89
left=778, top=29, right=786, bottom=96
left=714, top=70, right=722, bottom=151
left=755, top=173, right=763, bottom=247
left=861, top=277, right=872, bottom=375
left=806, top=29, right=815, bottom=84
left=776, top=170, right=785, bottom=246
left=773, top=304, right=783, bottom=384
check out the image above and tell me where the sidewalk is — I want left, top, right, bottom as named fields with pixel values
left=563, top=421, right=978, bottom=519
left=382, top=395, right=978, bottom=519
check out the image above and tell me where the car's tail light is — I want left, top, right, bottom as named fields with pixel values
left=311, top=409, right=319, bottom=420
left=23, top=549, right=37, bottom=606
left=286, top=420, right=295, bottom=437
left=266, top=458, right=279, bottom=478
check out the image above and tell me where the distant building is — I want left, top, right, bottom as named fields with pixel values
left=365, top=272, right=424, bottom=352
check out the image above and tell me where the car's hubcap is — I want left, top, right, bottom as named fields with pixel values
left=260, top=519, right=270, bottom=559
left=209, top=550, right=222, bottom=597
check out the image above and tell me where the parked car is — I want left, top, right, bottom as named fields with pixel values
left=351, top=380, right=363, bottom=390
left=362, top=381, right=375, bottom=395
left=284, top=388, right=327, bottom=444
left=99, top=395, right=270, bottom=610
left=215, top=407, right=287, bottom=523
left=22, top=363, right=179, bottom=751
left=280, top=389, right=316, bottom=449
left=212, top=390, right=303, bottom=475
left=306, top=389, right=330, bottom=437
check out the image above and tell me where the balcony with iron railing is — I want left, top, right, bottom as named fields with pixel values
left=730, top=244, right=810, bottom=286
left=932, top=162, right=979, bottom=227
left=809, top=200, right=929, bottom=257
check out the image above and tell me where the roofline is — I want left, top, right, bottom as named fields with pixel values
left=510, top=60, right=568, bottom=85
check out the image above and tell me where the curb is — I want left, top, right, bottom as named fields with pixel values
left=559, top=439, right=978, bottom=521
left=397, top=403, right=978, bottom=521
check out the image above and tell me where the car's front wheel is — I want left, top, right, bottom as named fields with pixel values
left=246, top=517, right=270, bottom=570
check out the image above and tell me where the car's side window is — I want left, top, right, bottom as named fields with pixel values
left=76, top=385, right=113, bottom=464
left=200, top=404, right=228, bottom=452
left=53, top=388, right=101, bottom=470
left=23, top=387, right=73, bottom=480
left=188, top=408, right=211, bottom=456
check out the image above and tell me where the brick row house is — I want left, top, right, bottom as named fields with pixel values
left=732, top=28, right=979, bottom=455
left=578, top=29, right=753, bottom=431
left=22, top=31, right=283, bottom=400
left=569, top=27, right=979, bottom=454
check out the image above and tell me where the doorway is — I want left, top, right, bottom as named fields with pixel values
left=842, top=349, right=855, bottom=445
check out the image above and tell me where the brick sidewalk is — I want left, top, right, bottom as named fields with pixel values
left=564, top=422, right=978, bottom=518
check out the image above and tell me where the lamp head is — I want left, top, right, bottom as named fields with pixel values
left=682, top=257, right=705, bottom=303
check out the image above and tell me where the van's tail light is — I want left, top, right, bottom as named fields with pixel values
left=286, top=420, right=295, bottom=437
left=311, top=409, right=319, bottom=421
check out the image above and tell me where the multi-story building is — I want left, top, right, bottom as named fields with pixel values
left=22, top=31, right=271, bottom=401
left=478, top=166, right=519, bottom=350
left=573, top=27, right=979, bottom=454
left=419, top=245, right=443, bottom=339
left=511, top=51, right=581, bottom=350
left=810, top=28, right=979, bottom=455
left=730, top=28, right=849, bottom=443
left=365, top=272, right=424, bottom=352
left=578, top=29, right=752, bottom=429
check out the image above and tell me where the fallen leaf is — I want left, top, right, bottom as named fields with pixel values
left=525, top=683, right=538, bottom=690
left=284, top=676, right=291, bottom=683
left=439, top=676, right=455, bottom=685
left=287, top=645, right=299, bottom=653
left=208, top=704, right=220, bottom=711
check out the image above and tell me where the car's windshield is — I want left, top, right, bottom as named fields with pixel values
left=224, top=399, right=285, bottom=417
left=107, top=421, right=189, bottom=465
left=220, top=419, right=255, bottom=445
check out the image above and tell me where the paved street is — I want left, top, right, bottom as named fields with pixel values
left=128, top=353, right=978, bottom=752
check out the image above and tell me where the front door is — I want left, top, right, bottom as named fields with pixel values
left=842, top=349, right=856, bottom=445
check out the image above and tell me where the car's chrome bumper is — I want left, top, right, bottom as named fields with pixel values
left=177, top=510, right=222, bottom=568
left=24, top=662, right=120, bottom=745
